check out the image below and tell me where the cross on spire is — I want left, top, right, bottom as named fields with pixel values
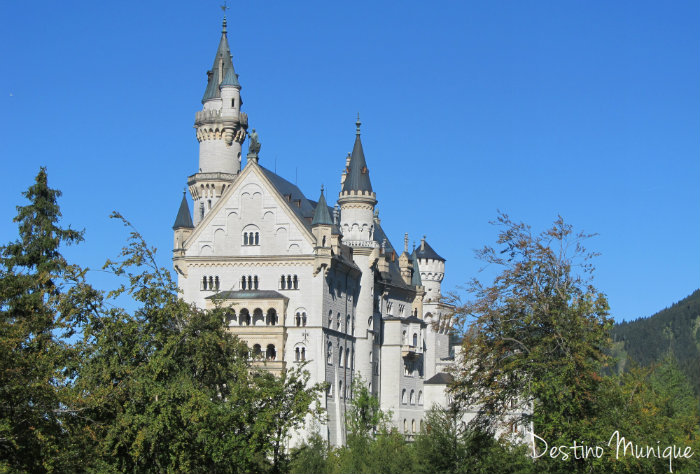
left=221, top=1, right=229, bottom=31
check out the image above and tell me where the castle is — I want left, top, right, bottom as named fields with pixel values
left=172, top=18, right=456, bottom=446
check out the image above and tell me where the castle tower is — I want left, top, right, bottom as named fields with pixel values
left=189, top=17, right=248, bottom=225
left=337, top=116, right=379, bottom=390
left=414, top=236, right=445, bottom=302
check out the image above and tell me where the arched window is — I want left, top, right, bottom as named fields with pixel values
left=301, top=347, right=306, bottom=361
left=280, top=275, right=286, bottom=289
left=302, top=312, right=307, bottom=326
left=243, top=232, right=249, bottom=246
left=327, top=342, right=332, bottom=364
left=345, top=348, right=350, bottom=369
left=339, top=347, right=344, bottom=367
left=252, top=344, right=262, bottom=358
left=410, top=390, right=415, bottom=405
left=403, top=419, right=407, bottom=433
left=266, top=344, right=276, bottom=361
left=202, top=276, right=208, bottom=290
left=295, top=312, right=301, bottom=327
left=253, top=308, right=264, bottom=326
left=214, top=276, right=220, bottom=290
left=328, top=310, right=333, bottom=327
left=287, top=275, right=292, bottom=288
left=412, top=419, right=416, bottom=433
left=254, top=232, right=259, bottom=245
left=240, top=309, right=250, bottom=326
left=351, top=349, right=354, bottom=369
left=346, top=315, right=350, bottom=332
left=293, top=275, right=298, bottom=289
left=413, top=333, right=418, bottom=347
left=208, top=276, right=214, bottom=290
left=418, top=391, right=423, bottom=405
left=336, top=312, right=341, bottom=330
left=368, top=316, right=372, bottom=328
left=402, top=389, right=407, bottom=404
left=339, top=380, right=343, bottom=399
left=267, top=309, right=277, bottom=326
left=327, top=382, right=333, bottom=397
left=295, top=347, right=300, bottom=361
left=241, top=276, right=247, bottom=290
left=402, top=330, right=407, bottom=345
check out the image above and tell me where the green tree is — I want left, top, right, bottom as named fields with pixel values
left=71, top=214, right=323, bottom=473
left=0, top=168, right=89, bottom=473
left=450, top=213, right=612, bottom=472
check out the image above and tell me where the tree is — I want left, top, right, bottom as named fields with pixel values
left=450, top=213, right=612, bottom=469
left=0, top=168, right=87, bottom=473
left=71, top=214, right=324, bottom=473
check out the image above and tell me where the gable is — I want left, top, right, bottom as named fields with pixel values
left=185, top=164, right=316, bottom=258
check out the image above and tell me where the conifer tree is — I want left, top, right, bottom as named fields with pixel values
left=0, top=168, right=84, bottom=473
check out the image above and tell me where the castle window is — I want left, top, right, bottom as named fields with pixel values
left=214, top=276, right=220, bottom=290
left=241, top=276, right=247, bottom=290
left=231, top=98, right=235, bottom=108
left=339, top=380, right=343, bottom=399
left=208, top=276, right=214, bottom=290
left=202, top=276, right=208, bottom=290
left=293, top=275, right=298, bottom=289
left=200, top=202, right=204, bottom=220
left=339, top=346, right=344, bottom=367
left=328, top=310, right=333, bottom=327
left=327, top=342, right=333, bottom=364
left=412, top=419, right=416, bottom=433
left=301, top=347, right=306, bottom=360
left=302, top=312, right=307, bottom=326
left=242, top=228, right=260, bottom=246
left=346, top=348, right=350, bottom=369
left=266, top=344, right=276, bottom=361
left=295, top=347, right=300, bottom=361
left=240, top=309, right=250, bottom=326
left=410, top=390, right=415, bottom=405
left=252, top=343, right=261, bottom=358
left=336, top=313, right=341, bottom=330
left=253, top=275, right=259, bottom=289
left=346, top=315, right=350, bottom=333
left=401, top=389, right=407, bottom=404
left=266, top=309, right=277, bottom=326
left=403, top=419, right=407, bottom=433
left=418, top=391, right=423, bottom=405
left=280, top=275, right=286, bottom=289
left=412, top=333, right=418, bottom=347
left=287, top=275, right=292, bottom=289
left=208, top=199, right=212, bottom=210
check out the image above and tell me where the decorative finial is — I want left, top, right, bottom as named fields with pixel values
left=355, top=113, right=361, bottom=136
left=221, top=2, right=229, bottom=32
left=183, top=188, right=187, bottom=195
left=320, top=184, right=325, bottom=195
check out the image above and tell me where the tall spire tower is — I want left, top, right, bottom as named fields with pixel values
left=189, top=15, right=248, bottom=225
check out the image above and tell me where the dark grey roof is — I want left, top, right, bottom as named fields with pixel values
left=259, top=166, right=316, bottom=232
left=206, top=290, right=287, bottom=300
left=202, top=20, right=238, bottom=102
left=220, top=64, right=240, bottom=88
left=411, top=255, right=423, bottom=286
left=424, top=372, right=454, bottom=385
left=373, top=223, right=415, bottom=291
left=341, top=127, right=373, bottom=193
left=414, top=239, right=445, bottom=262
left=172, top=193, right=193, bottom=229
left=311, top=188, right=333, bottom=226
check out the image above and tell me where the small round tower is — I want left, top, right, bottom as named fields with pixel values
left=414, top=236, right=445, bottom=302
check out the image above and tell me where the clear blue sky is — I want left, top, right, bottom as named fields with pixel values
left=1, top=1, right=698, bottom=322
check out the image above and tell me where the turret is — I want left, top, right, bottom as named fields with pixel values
left=189, top=17, right=249, bottom=225
left=337, top=115, right=377, bottom=246
left=172, top=191, right=194, bottom=274
left=413, top=236, right=445, bottom=302
left=312, top=186, right=333, bottom=275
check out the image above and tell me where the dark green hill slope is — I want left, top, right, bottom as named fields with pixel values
left=612, top=289, right=700, bottom=394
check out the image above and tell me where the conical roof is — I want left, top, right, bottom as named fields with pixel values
left=341, top=117, right=373, bottom=193
left=414, top=237, right=445, bottom=262
left=312, top=187, right=333, bottom=226
left=202, top=19, right=239, bottom=102
left=410, top=255, right=423, bottom=286
left=172, top=193, right=194, bottom=229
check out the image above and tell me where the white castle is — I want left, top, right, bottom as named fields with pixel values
left=172, top=18, right=457, bottom=446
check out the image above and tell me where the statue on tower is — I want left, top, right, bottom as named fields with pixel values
left=247, top=129, right=261, bottom=162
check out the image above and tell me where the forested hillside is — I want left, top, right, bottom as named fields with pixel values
left=612, top=289, right=700, bottom=394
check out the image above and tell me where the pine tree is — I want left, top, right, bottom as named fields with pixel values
left=0, top=168, right=84, bottom=473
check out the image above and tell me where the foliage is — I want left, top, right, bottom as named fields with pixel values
left=0, top=168, right=88, bottom=473
left=612, top=289, right=700, bottom=396
left=450, top=212, right=612, bottom=446
left=67, top=213, right=325, bottom=473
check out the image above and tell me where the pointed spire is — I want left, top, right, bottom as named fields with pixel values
left=173, top=191, right=194, bottom=229
left=312, top=185, right=333, bottom=226
left=202, top=18, right=239, bottom=102
left=341, top=115, right=373, bottom=193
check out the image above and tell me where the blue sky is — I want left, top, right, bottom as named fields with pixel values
left=1, top=1, right=698, bottom=322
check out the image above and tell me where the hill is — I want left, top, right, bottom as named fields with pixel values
left=612, top=289, right=700, bottom=395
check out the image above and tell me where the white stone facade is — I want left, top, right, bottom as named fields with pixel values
left=172, top=20, right=457, bottom=447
